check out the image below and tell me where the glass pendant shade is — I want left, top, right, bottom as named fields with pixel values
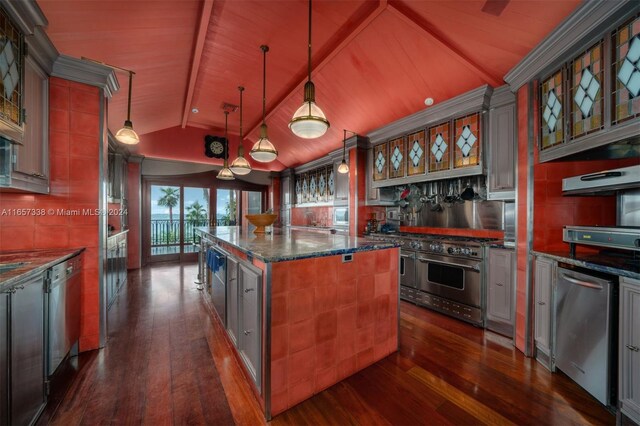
left=115, top=120, right=140, bottom=145
left=216, top=166, right=234, bottom=180
left=230, top=155, right=251, bottom=175
left=337, top=159, right=349, bottom=174
left=250, top=124, right=278, bottom=162
left=289, top=100, right=329, bottom=139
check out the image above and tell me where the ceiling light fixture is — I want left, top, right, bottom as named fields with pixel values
left=250, top=45, right=278, bottom=163
left=288, top=0, right=329, bottom=139
left=338, top=129, right=356, bottom=174
left=230, top=86, right=252, bottom=175
left=217, top=111, right=234, bottom=180
left=115, top=70, right=140, bottom=145
left=424, top=97, right=435, bottom=106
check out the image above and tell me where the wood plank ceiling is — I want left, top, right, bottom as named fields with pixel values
left=39, top=0, right=581, bottom=171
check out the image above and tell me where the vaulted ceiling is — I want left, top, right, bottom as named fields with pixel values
left=39, top=0, right=581, bottom=171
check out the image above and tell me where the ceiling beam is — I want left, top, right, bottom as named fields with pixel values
left=386, top=1, right=503, bottom=88
left=181, top=0, right=215, bottom=128
left=246, top=0, right=388, bottom=139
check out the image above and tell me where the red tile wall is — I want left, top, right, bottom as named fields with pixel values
left=269, top=248, right=399, bottom=416
left=127, top=162, right=141, bottom=269
left=0, top=77, right=102, bottom=351
left=533, top=157, right=637, bottom=252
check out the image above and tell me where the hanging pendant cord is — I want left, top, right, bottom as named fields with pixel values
left=238, top=86, right=244, bottom=156
left=261, top=46, right=268, bottom=124
left=224, top=111, right=229, bottom=163
left=308, top=0, right=312, bottom=83
left=126, top=71, right=133, bottom=121
left=343, top=129, right=347, bottom=157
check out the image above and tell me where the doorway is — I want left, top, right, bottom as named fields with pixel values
left=148, top=185, right=209, bottom=262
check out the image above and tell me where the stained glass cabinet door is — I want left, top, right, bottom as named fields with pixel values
left=388, top=137, right=405, bottom=179
left=406, top=130, right=426, bottom=176
left=372, top=142, right=388, bottom=181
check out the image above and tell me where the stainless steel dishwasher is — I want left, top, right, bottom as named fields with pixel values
left=555, top=265, right=617, bottom=406
left=47, top=254, right=82, bottom=376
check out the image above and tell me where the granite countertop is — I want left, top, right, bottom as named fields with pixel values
left=0, top=248, right=85, bottom=289
left=197, top=226, right=398, bottom=262
left=532, top=250, right=639, bottom=280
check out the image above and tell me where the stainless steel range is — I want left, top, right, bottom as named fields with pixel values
left=368, top=233, right=496, bottom=326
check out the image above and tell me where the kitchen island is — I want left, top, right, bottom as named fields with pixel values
left=196, top=226, right=399, bottom=419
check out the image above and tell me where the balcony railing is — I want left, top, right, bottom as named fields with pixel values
left=150, top=219, right=236, bottom=249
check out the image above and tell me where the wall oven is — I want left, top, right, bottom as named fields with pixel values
left=415, top=252, right=483, bottom=324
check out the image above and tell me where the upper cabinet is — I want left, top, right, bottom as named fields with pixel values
left=504, top=2, right=640, bottom=162
left=487, top=87, right=516, bottom=200
left=0, top=3, right=53, bottom=194
left=10, top=55, right=49, bottom=193
left=367, top=85, right=492, bottom=189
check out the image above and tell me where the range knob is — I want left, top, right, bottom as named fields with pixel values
left=461, top=248, right=472, bottom=256
left=447, top=247, right=455, bottom=255
left=413, top=241, right=422, bottom=250
left=429, top=243, right=439, bottom=252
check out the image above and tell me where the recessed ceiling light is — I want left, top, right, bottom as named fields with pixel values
left=424, top=98, right=434, bottom=106
left=192, top=107, right=199, bottom=113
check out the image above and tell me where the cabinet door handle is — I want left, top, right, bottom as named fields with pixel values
left=537, top=301, right=545, bottom=305
left=496, top=283, right=504, bottom=287
left=30, top=172, right=45, bottom=178
left=243, top=330, right=252, bottom=335
left=626, top=344, right=639, bottom=352
left=244, top=288, right=255, bottom=293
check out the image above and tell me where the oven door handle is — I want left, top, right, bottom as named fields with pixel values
left=400, top=254, right=414, bottom=259
left=417, top=257, right=480, bottom=272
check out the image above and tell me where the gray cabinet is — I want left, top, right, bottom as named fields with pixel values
left=534, top=256, right=555, bottom=370
left=238, top=261, right=262, bottom=391
left=6, top=274, right=46, bottom=426
left=280, top=175, right=291, bottom=226
left=334, top=161, right=349, bottom=205
left=106, top=232, right=128, bottom=309
left=486, top=247, right=514, bottom=337
left=226, top=256, right=240, bottom=347
left=619, top=277, right=640, bottom=425
left=3, top=55, right=49, bottom=194
left=487, top=90, right=515, bottom=200
left=108, top=152, right=127, bottom=203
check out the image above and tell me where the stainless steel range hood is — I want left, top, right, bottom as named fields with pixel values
left=562, top=165, right=640, bottom=195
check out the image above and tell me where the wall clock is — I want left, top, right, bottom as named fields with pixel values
left=204, top=135, right=226, bottom=159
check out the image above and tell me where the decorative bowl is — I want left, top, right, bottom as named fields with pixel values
left=245, top=213, right=278, bottom=234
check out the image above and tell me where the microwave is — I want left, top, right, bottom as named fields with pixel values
left=333, top=207, right=348, bottom=226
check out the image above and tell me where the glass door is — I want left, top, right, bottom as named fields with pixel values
left=150, top=185, right=181, bottom=260
left=216, top=189, right=238, bottom=226
left=149, top=185, right=210, bottom=262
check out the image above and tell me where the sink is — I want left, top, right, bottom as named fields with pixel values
left=0, top=262, right=29, bottom=274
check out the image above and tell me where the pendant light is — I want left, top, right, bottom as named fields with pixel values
left=230, top=86, right=252, bottom=175
left=115, top=70, right=140, bottom=145
left=217, top=111, right=234, bottom=180
left=338, top=129, right=355, bottom=174
left=289, top=0, right=329, bottom=139
left=250, top=45, right=278, bottom=163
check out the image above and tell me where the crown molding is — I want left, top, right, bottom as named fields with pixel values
left=367, top=85, right=493, bottom=145
left=1, top=0, right=47, bottom=35
left=504, top=0, right=640, bottom=91
left=52, top=55, right=120, bottom=98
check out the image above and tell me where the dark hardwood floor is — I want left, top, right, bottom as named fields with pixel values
left=45, top=262, right=613, bottom=425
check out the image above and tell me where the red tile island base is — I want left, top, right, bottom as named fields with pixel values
left=269, top=248, right=399, bottom=416
left=208, top=235, right=399, bottom=420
